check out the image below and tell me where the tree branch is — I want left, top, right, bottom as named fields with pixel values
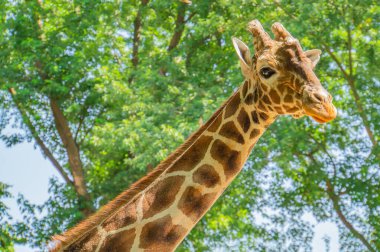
left=274, top=1, right=378, bottom=152
left=326, top=180, right=376, bottom=252
left=8, top=88, right=74, bottom=186
left=33, top=1, right=93, bottom=215
left=35, top=61, right=93, bottom=216
left=159, top=3, right=192, bottom=76
left=185, top=11, right=196, bottom=23
left=320, top=43, right=350, bottom=80
left=131, top=0, right=150, bottom=68
left=74, top=113, right=85, bottom=144
left=49, top=98, right=93, bottom=215
left=273, top=0, right=297, bottom=20
left=345, top=27, right=377, bottom=149
left=307, top=132, right=338, bottom=180
left=168, top=4, right=187, bottom=52
left=347, top=26, right=354, bottom=77
left=303, top=150, right=373, bottom=250
left=77, top=107, right=105, bottom=148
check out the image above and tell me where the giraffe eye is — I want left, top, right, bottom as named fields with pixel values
left=260, top=67, right=276, bottom=79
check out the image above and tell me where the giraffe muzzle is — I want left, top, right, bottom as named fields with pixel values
left=302, top=86, right=337, bottom=123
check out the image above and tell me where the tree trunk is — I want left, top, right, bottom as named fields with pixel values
left=8, top=88, right=73, bottom=186
left=50, top=98, right=93, bottom=216
left=33, top=0, right=94, bottom=217
left=326, top=180, right=375, bottom=252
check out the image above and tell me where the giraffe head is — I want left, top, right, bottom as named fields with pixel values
left=232, top=20, right=337, bottom=123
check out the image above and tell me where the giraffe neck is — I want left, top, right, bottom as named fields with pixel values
left=61, top=79, right=277, bottom=251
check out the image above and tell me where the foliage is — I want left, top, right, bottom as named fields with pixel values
left=0, top=182, right=19, bottom=252
left=0, top=0, right=379, bottom=251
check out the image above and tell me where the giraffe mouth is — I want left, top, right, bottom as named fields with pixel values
left=303, top=101, right=337, bottom=123
left=301, top=85, right=337, bottom=124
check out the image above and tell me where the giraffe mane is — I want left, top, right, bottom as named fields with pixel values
left=48, top=89, right=239, bottom=251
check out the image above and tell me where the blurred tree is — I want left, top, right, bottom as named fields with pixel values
left=0, top=0, right=378, bottom=251
left=258, top=1, right=380, bottom=251
left=0, top=182, right=20, bottom=252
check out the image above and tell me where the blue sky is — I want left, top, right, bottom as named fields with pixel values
left=0, top=141, right=59, bottom=252
left=0, top=140, right=340, bottom=251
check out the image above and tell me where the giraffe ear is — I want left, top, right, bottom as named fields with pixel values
left=232, top=37, right=252, bottom=78
left=305, top=49, right=321, bottom=68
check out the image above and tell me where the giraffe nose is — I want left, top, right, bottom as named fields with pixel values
left=311, top=93, right=323, bottom=103
left=310, top=89, right=332, bottom=103
left=302, top=85, right=337, bottom=123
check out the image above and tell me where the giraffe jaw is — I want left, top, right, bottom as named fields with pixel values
left=301, top=85, right=337, bottom=124
left=303, top=102, right=337, bottom=123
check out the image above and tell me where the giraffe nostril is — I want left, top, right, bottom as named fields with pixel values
left=311, top=93, right=324, bottom=103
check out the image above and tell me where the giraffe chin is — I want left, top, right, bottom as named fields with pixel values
left=311, top=115, right=329, bottom=124
left=303, top=104, right=337, bottom=124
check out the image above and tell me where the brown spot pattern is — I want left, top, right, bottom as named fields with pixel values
left=168, top=136, right=213, bottom=172
left=178, top=187, right=217, bottom=221
left=294, top=77, right=303, bottom=90
left=259, top=112, right=269, bottom=121
left=143, top=176, right=185, bottom=219
left=251, top=111, right=259, bottom=124
left=269, top=89, right=281, bottom=104
left=277, top=83, right=287, bottom=93
left=102, top=201, right=137, bottom=232
left=242, top=80, right=248, bottom=98
left=245, top=93, right=254, bottom=105
left=237, top=108, right=251, bottom=133
left=219, top=121, right=245, bottom=144
left=248, top=79, right=252, bottom=90
left=193, top=164, right=221, bottom=188
left=262, top=94, right=271, bottom=104
left=99, top=229, right=136, bottom=252
left=65, top=228, right=101, bottom=252
left=284, top=94, right=293, bottom=103
left=267, top=104, right=275, bottom=111
left=287, top=107, right=299, bottom=113
left=253, top=89, right=260, bottom=103
left=250, top=129, right=260, bottom=139
left=258, top=101, right=267, bottom=111
left=140, top=215, right=187, bottom=250
left=274, top=106, right=284, bottom=114
left=210, top=139, right=242, bottom=179
left=224, top=93, right=241, bottom=119
left=208, top=114, right=222, bottom=133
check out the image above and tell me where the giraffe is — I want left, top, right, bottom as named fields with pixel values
left=50, top=20, right=337, bottom=251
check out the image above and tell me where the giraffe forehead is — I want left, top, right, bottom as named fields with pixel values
left=276, top=43, right=309, bottom=64
left=256, top=43, right=305, bottom=70
left=271, top=45, right=316, bottom=81
left=256, top=53, right=278, bottom=69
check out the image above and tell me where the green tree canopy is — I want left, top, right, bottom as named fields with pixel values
left=0, top=182, right=19, bottom=252
left=0, top=0, right=379, bottom=251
